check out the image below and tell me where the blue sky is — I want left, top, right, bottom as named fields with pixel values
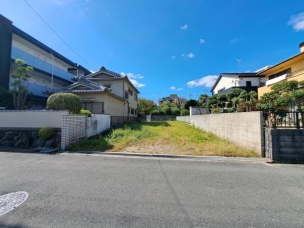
left=1, top=0, right=304, bottom=103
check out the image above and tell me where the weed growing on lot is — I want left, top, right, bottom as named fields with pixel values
left=67, top=121, right=259, bottom=157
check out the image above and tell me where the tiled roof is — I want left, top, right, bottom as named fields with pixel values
left=86, top=66, right=122, bottom=78
left=68, top=76, right=107, bottom=90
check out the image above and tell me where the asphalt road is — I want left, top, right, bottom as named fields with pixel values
left=0, top=152, right=303, bottom=228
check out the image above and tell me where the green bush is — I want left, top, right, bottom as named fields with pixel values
left=46, top=93, right=82, bottom=114
left=162, top=107, right=172, bottom=115
left=180, top=109, right=189, bottom=116
left=80, top=109, right=92, bottom=117
left=150, top=110, right=160, bottom=115
left=39, top=127, right=55, bottom=140
left=171, top=107, right=180, bottom=115
left=211, top=107, right=222, bottom=113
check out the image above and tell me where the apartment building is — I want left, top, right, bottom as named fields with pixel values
left=0, top=14, right=90, bottom=108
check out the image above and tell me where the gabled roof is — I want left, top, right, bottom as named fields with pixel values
left=51, top=76, right=109, bottom=93
left=86, top=66, right=122, bottom=79
left=211, top=73, right=260, bottom=92
left=257, top=50, right=304, bottom=75
left=86, top=66, right=140, bottom=93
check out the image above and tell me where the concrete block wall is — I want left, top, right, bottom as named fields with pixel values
left=0, top=110, right=69, bottom=129
left=265, top=128, right=304, bottom=163
left=178, top=112, right=264, bottom=156
left=86, top=114, right=111, bottom=138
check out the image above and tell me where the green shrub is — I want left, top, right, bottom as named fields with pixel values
left=150, top=110, right=160, bottom=115
left=171, top=107, right=180, bottom=115
left=162, top=107, right=172, bottom=115
left=39, top=127, right=55, bottom=140
left=46, top=93, right=82, bottom=114
left=80, top=109, right=92, bottom=117
left=227, top=108, right=234, bottom=113
left=180, top=109, right=189, bottom=116
left=211, top=107, right=222, bottom=113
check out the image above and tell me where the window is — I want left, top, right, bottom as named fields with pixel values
left=246, top=81, right=252, bottom=87
left=125, top=92, right=129, bottom=99
left=128, top=89, right=133, bottom=96
left=134, top=94, right=138, bottom=101
left=268, top=68, right=291, bottom=80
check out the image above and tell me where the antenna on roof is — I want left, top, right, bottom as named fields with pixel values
left=236, top=59, right=241, bottom=73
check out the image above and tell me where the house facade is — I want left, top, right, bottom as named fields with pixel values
left=211, top=73, right=265, bottom=95
left=258, top=42, right=304, bottom=99
left=52, top=66, right=139, bottom=116
left=0, top=14, right=90, bottom=109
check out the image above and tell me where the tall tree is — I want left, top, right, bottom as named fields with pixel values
left=138, top=98, right=158, bottom=115
left=198, top=94, right=209, bottom=107
left=184, top=99, right=198, bottom=110
left=9, top=59, right=33, bottom=110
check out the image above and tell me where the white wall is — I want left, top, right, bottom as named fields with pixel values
left=86, top=114, right=111, bottom=138
left=0, top=110, right=69, bottom=129
left=213, top=75, right=238, bottom=94
left=177, top=112, right=264, bottom=155
left=190, top=107, right=209, bottom=116
left=213, top=75, right=265, bottom=94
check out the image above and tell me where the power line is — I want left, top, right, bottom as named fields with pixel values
left=22, top=0, right=93, bottom=69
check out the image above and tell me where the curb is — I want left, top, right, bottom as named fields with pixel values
left=59, top=151, right=271, bottom=163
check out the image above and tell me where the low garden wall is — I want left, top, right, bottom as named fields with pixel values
left=0, top=110, right=68, bottom=129
left=265, top=128, right=304, bottom=163
left=177, top=112, right=264, bottom=156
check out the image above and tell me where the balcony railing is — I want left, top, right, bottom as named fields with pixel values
left=286, top=68, right=304, bottom=79
left=10, top=79, right=62, bottom=98
left=11, top=46, right=75, bottom=82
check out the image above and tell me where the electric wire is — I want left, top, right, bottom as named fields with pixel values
left=22, top=0, right=93, bottom=69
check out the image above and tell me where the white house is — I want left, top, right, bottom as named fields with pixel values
left=211, top=73, right=265, bottom=95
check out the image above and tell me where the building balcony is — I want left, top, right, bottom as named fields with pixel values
left=11, top=46, right=75, bottom=82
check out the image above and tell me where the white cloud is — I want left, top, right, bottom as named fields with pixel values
left=129, top=79, right=145, bottom=88
left=180, top=24, right=188, bottom=30
left=170, top=86, right=176, bottom=90
left=187, top=75, right=218, bottom=88
left=121, top=72, right=145, bottom=88
left=121, top=72, right=144, bottom=79
left=177, top=88, right=184, bottom=91
left=181, top=53, right=195, bottom=59
left=171, top=56, right=176, bottom=59
left=200, top=39, right=205, bottom=44
left=288, top=12, right=304, bottom=31
left=187, top=53, right=195, bottom=58
left=230, top=37, right=241, bottom=45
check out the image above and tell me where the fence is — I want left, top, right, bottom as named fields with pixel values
left=263, top=112, right=304, bottom=129
left=61, top=115, right=86, bottom=150
left=140, top=115, right=177, bottom=122
left=111, top=116, right=138, bottom=126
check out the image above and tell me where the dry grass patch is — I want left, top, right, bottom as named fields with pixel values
left=68, top=121, right=259, bottom=157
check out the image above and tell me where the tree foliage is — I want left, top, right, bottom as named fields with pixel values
left=9, top=59, right=33, bottom=110
left=138, top=98, right=158, bottom=115
left=257, top=80, right=304, bottom=112
left=46, top=93, right=82, bottom=114
left=184, top=99, right=198, bottom=110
